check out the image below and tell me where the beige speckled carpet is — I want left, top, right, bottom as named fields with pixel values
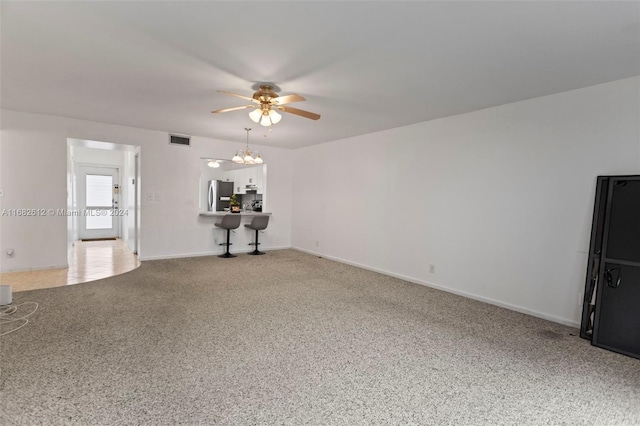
left=1, top=249, right=638, bottom=425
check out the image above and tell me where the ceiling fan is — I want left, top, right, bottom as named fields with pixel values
left=211, top=85, right=321, bottom=126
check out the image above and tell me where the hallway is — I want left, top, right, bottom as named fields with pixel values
left=0, top=239, right=140, bottom=292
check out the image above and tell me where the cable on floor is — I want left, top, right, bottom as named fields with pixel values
left=0, top=302, right=39, bottom=337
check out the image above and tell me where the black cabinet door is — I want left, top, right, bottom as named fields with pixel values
left=606, top=180, right=640, bottom=262
left=592, top=178, right=640, bottom=359
left=594, top=263, right=640, bottom=357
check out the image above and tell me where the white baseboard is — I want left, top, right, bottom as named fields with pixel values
left=139, top=245, right=291, bottom=261
left=292, top=246, right=580, bottom=328
left=0, top=263, right=69, bottom=273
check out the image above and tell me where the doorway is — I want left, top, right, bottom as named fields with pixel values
left=78, top=166, right=121, bottom=240
left=67, top=139, right=141, bottom=265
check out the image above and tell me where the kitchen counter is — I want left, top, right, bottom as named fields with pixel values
left=199, top=211, right=271, bottom=217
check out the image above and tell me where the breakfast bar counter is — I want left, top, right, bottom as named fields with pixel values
left=199, top=211, right=273, bottom=256
left=199, top=211, right=272, bottom=217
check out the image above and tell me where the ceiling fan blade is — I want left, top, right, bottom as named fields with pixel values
left=278, top=105, right=321, bottom=120
left=211, top=105, right=254, bottom=114
left=218, top=90, right=259, bottom=103
left=271, top=94, right=306, bottom=105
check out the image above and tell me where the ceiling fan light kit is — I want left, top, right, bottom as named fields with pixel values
left=248, top=107, right=282, bottom=127
left=212, top=84, right=320, bottom=127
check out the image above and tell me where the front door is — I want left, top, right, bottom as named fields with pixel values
left=78, top=166, right=120, bottom=240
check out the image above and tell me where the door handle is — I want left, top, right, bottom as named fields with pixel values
left=605, top=268, right=622, bottom=288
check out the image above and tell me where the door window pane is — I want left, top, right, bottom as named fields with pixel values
left=85, top=209, right=112, bottom=229
left=86, top=175, right=112, bottom=207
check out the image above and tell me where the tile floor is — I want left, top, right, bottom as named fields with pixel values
left=0, top=239, right=140, bottom=292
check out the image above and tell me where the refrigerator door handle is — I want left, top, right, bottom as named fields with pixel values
left=208, top=184, right=213, bottom=211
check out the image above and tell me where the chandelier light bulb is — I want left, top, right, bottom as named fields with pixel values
left=244, top=151, right=256, bottom=164
left=232, top=150, right=244, bottom=164
left=208, top=160, right=220, bottom=168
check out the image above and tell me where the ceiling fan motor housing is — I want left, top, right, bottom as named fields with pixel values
left=253, top=85, right=278, bottom=103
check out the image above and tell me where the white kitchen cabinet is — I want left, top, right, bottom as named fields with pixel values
left=220, top=166, right=265, bottom=195
left=255, top=165, right=264, bottom=194
left=234, top=168, right=246, bottom=194
left=245, top=167, right=258, bottom=188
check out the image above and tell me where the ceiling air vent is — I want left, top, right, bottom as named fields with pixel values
left=169, top=133, right=191, bottom=147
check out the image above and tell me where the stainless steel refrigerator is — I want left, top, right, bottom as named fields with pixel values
left=208, top=180, right=234, bottom=211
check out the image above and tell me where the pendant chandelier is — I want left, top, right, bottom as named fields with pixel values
left=232, top=127, right=263, bottom=165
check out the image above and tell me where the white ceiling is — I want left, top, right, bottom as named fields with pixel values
left=2, top=1, right=639, bottom=149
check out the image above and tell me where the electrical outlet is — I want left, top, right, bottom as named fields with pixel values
left=154, top=192, right=162, bottom=201
left=145, top=193, right=153, bottom=202
left=429, top=264, right=435, bottom=274
left=6, top=248, right=15, bottom=258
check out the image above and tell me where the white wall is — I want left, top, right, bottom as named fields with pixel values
left=0, top=110, right=293, bottom=271
left=123, top=151, right=136, bottom=252
left=1, top=77, right=637, bottom=327
left=292, top=77, right=640, bottom=327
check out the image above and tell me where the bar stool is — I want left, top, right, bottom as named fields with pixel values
left=245, top=215, right=269, bottom=255
left=215, top=214, right=242, bottom=258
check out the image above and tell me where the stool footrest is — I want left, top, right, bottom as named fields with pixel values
left=218, top=253, right=237, bottom=258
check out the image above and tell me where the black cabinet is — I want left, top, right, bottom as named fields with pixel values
left=581, top=176, right=640, bottom=359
